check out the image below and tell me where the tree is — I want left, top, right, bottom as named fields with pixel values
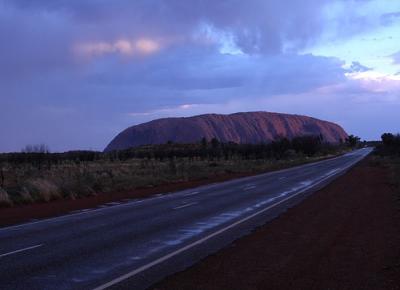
left=21, top=144, right=50, bottom=153
left=381, top=133, right=395, bottom=146
left=271, top=137, right=291, bottom=159
left=292, top=135, right=322, bottom=156
left=346, top=135, right=360, bottom=148
left=379, top=133, right=400, bottom=155
left=0, top=166, right=4, bottom=188
left=200, top=137, right=208, bottom=148
left=211, top=138, right=220, bottom=149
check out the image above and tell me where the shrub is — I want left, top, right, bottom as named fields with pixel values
left=26, top=179, right=61, bottom=202
left=0, top=187, right=13, bottom=207
left=18, top=187, right=34, bottom=204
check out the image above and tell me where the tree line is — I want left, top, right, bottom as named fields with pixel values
left=0, top=134, right=359, bottom=168
left=376, top=133, right=400, bottom=156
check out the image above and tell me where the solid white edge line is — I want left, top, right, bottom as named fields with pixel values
left=92, top=154, right=366, bottom=290
left=0, top=198, right=156, bottom=232
left=0, top=244, right=43, bottom=258
left=0, top=149, right=369, bottom=233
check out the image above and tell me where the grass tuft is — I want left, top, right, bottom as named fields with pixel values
left=26, top=179, right=61, bottom=202
left=0, top=187, right=13, bottom=207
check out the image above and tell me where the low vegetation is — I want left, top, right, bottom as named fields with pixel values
left=0, top=135, right=356, bottom=207
left=373, top=133, right=400, bottom=193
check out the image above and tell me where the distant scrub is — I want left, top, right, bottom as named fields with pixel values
left=375, top=133, right=400, bottom=156
left=0, top=135, right=354, bottom=207
left=373, top=133, right=400, bottom=194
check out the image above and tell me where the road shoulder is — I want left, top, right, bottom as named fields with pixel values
left=151, top=156, right=400, bottom=290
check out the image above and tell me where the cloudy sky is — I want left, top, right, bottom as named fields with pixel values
left=1, top=0, right=400, bottom=152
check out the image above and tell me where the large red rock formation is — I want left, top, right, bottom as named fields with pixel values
left=104, top=112, right=348, bottom=151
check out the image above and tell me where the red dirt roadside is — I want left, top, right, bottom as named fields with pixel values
left=151, top=157, right=400, bottom=290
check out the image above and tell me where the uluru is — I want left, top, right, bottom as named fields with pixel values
left=105, top=112, right=348, bottom=151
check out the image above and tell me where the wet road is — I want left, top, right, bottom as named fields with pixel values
left=0, top=148, right=372, bottom=290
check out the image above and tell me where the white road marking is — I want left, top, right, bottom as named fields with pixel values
left=0, top=198, right=152, bottom=232
left=92, top=159, right=362, bottom=290
left=279, top=177, right=287, bottom=180
left=105, top=202, right=121, bottom=206
left=0, top=149, right=371, bottom=234
left=0, top=244, right=43, bottom=258
left=70, top=209, right=92, bottom=214
left=243, top=185, right=257, bottom=191
left=184, top=191, right=200, bottom=196
left=173, top=202, right=198, bottom=210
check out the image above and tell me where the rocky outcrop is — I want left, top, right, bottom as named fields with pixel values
left=104, top=112, right=348, bottom=151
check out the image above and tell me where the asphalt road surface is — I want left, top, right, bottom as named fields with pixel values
left=0, top=148, right=372, bottom=290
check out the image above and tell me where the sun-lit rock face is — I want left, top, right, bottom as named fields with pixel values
left=104, top=112, right=348, bottom=151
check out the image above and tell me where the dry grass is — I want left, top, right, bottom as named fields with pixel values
left=0, top=154, right=338, bottom=207
left=26, top=179, right=62, bottom=202
left=0, top=187, right=12, bottom=207
left=369, top=154, right=400, bottom=197
left=386, top=157, right=400, bottom=193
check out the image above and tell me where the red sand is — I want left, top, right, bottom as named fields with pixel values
left=152, top=157, right=400, bottom=290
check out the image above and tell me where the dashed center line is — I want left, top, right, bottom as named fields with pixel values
left=243, top=185, right=257, bottom=191
left=0, top=244, right=43, bottom=258
left=93, top=156, right=365, bottom=290
left=70, top=208, right=92, bottom=214
left=184, top=191, right=200, bottom=196
left=173, top=202, right=198, bottom=210
left=105, top=202, right=121, bottom=206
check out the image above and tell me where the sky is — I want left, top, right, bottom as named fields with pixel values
left=1, top=0, right=400, bottom=152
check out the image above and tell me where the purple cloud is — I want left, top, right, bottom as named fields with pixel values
left=0, top=0, right=397, bottom=152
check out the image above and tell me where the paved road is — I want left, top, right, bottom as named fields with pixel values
left=0, top=148, right=372, bottom=290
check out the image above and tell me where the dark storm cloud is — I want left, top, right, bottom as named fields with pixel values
left=85, top=48, right=345, bottom=94
left=2, top=0, right=332, bottom=55
left=0, top=0, right=385, bottom=152
left=0, top=0, right=344, bottom=97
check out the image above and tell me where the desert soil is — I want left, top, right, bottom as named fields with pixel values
left=151, top=157, right=400, bottom=290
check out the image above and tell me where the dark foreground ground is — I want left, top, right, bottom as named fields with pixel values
left=151, top=156, right=400, bottom=290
